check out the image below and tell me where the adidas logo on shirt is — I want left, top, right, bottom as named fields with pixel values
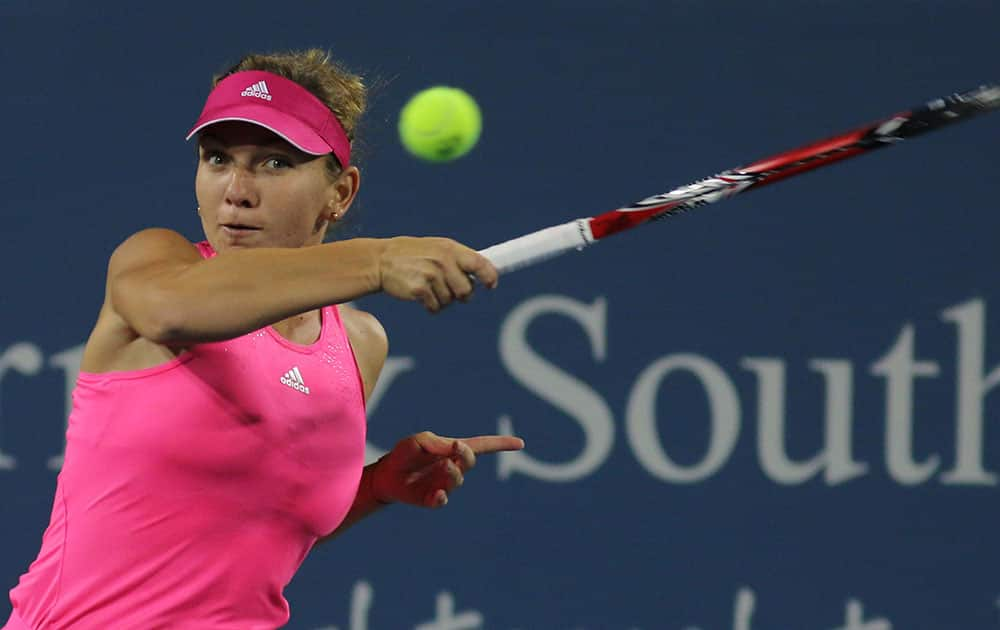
left=240, top=80, right=272, bottom=101
left=280, top=366, right=310, bottom=395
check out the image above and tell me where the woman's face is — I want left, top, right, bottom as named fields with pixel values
left=195, top=121, right=355, bottom=252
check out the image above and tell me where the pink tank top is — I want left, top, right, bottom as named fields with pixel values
left=7, top=241, right=367, bottom=629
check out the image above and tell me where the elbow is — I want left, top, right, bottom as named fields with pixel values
left=140, top=289, right=198, bottom=345
left=138, top=313, right=188, bottom=346
left=115, top=284, right=193, bottom=345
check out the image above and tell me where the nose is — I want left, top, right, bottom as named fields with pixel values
left=225, top=167, right=259, bottom=208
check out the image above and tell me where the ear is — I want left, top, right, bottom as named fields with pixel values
left=325, top=165, right=361, bottom=222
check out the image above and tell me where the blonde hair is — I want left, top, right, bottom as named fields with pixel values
left=214, top=49, right=367, bottom=176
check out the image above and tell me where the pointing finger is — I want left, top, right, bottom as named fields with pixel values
left=461, top=435, right=526, bottom=454
left=412, top=432, right=524, bottom=458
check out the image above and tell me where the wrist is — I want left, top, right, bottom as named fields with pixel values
left=368, top=457, right=394, bottom=506
left=330, top=238, right=387, bottom=296
left=368, top=238, right=390, bottom=295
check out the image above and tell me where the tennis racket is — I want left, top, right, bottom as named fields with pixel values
left=478, top=83, right=1000, bottom=274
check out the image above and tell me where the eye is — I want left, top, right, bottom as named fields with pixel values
left=202, top=150, right=227, bottom=165
left=264, top=156, right=292, bottom=169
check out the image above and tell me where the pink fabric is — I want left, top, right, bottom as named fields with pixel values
left=8, top=241, right=367, bottom=629
left=2, top=609, right=30, bottom=630
left=186, top=70, right=352, bottom=167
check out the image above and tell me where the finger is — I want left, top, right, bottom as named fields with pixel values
left=444, top=262, right=475, bottom=302
left=449, top=439, right=476, bottom=471
left=458, top=249, right=499, bottom=289
left=437, top=457, right=464, bottom=490
left=419, top=461, right=462, bottom=509
left=412, top=431, right=455, bottom=456
left=462, top=435, right=526, bottom=454
left=413, top=285, right=440, bottom=313
left=410, top=432, right=476, bottom=470
left=408, top=435, right=476, bottom=473
left=384, top=432, right=443, bottom=474
left=429, top=269, right=453, bottom=309
left=425, top=488, right=448, bottom=508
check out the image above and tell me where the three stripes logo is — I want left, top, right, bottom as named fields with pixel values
left=241, top=80, right=272, bottom=101
left=280, top=366, right=310, bottom=395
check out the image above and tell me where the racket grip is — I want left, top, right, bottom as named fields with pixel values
left=478, top=219, right=595, bottom=274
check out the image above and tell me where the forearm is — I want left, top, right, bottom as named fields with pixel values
left=114, top=237, right=386, bottom=344
left=318, top=461, right=390, bottom=544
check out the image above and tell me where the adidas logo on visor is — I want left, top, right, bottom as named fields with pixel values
left=240, top=80, right=272, bottom=101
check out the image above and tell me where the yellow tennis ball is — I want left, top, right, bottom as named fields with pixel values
left=398, top=86, right=482, bottom=162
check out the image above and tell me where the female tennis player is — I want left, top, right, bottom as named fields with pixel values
left=3, top=49, right=523, bottom=630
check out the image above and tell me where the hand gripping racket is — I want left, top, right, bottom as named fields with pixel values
left=478, top=83, right=1000, bottom=274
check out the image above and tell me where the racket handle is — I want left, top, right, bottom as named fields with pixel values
left=478, top=219, right=595, bottom=274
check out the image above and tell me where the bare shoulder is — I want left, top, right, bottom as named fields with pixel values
left=338, top=304, right=388, bottom=400
left=82, top=228, right=199, bottom=373
left=339, top=304, right=388, bottom=359
left=105, top=227, right=201, bottom=336
left=108, top=227, right=201, bottom=276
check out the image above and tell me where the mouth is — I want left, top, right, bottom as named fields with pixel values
left=220, top=223, right=262, bottom=236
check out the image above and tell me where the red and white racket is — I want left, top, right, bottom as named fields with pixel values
left=479, top=83, right=999, bottom=274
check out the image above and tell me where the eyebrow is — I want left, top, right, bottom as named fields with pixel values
left=198, top=132, right=293, bottom=152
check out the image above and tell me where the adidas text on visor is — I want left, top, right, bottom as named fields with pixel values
left=186, top=70, right=351, bottom=168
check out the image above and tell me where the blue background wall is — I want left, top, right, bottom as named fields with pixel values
left=1, top=2, right=998, bottom=628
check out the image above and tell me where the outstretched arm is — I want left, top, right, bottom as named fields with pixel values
left=107, top=228, right=498, bottom=346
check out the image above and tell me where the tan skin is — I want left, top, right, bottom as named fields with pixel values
left=80, top=121, right=523, bottom=537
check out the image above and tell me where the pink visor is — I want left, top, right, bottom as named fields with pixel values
left=186, top=70, right=351, bottom=167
